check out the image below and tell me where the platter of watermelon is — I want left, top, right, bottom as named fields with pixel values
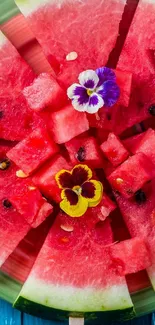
left=1, top=0, right=155, bottom=323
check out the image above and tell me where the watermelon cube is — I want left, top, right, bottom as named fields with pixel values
left=122, top=132, right=146, bottom=154
left=23, top=73, right=67, bottom=112
left=133, top=128, right=155, bottom=167
left=100, top=133, right=129, bottom=167
left=7, top=128, right=59, bottom=175
left=115, top=70, right=132, bottom=108
left=110, top=237, right=151, bottom=276
left=9, top=183, right=53, bottom=228
left=48, top=104, right=89, bottom=144
left=65, top=136, right=103, bottom=168
left=108, top=153, right=153, bottom=198
left=33, top=155, right=71, bottom=202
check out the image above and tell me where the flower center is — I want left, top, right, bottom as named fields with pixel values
left=73, top=185, right=82, bottom=196
left=87, top=89, right=94, bottom=96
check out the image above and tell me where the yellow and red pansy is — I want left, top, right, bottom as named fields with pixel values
left=55, top=164, right=103, bottom=217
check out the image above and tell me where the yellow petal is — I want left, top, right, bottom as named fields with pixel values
left=82, top=180, right=103, bottom=207
left=60, top=190, right=88, bottom=218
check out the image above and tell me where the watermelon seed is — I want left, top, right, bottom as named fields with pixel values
left=60, top=224, right=74, bottom=232
left=0, top=111, right=3, bottom=119
left=76, top=147, right=85, bottom=162
left=28, top=186, right=37, bottom=191
left=135, top=189, right=146, bottom=204
left=0, top=159, right=10, bottom=170
left=16, top=170, right=28, bottom=178
left=66, top=51, right=78, bottom=61
left=149, top=104, right=155, bottom=116
left=2, top=199, right=12, bottom=208
left=116, top=178, right=124, bottom=184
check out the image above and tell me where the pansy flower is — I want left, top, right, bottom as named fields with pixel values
left=55, top=164, right=103, bottom=217
left=67, top=67, right=120, bottom=114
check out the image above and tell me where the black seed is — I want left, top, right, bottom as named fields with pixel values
left=106, top=112, right=111, bottom=120
left=0, top=159, right=10, bottom=170
left=3, top=199, right=12, bottom=208
left=76, top=147, right=86, bottom=162
left=149, top=104, right=155, bottom=116
left=135, top=189, right=146, bottom=204
left=0, top=111, right=3, bottom=119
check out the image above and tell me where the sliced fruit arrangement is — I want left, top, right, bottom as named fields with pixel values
left=1, top=0, right=155, bottom=322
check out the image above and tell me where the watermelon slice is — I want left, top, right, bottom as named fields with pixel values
left=15, top=0, right=127, bottom=86
left=7, top=128, right=59, bottom=175
left=114, top=0, right=155, bottom=134
left=0, top=31, right=45, bottom=141
left=122, top=132, right=146, bottom=154
left=14, top=211, right=134, bottom=322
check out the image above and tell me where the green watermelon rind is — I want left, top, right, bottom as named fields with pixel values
left=15, top=0, right=51, bottom=16
left=13, top=277, right=135, bottom=322
left=14, top=298, right=135, bottom=323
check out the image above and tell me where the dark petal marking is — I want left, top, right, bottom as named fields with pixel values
left=96, top=67, right=116, bottom=87
left=81, top=181, right=95, bottom=199
left=98, top=80, right=120, bottom=107
left=64, top=189, right=79, bottom=205
left=83, top=79, right=95, bottom=89
left=58, top=171, right=74, bottom=189
left=89, top=94, right=99, bottom=106
left=76, top=147, right=86, bottom=162
left=74, top=86, right=89, bottom=105
left=72, top=166, right=89, bottom=186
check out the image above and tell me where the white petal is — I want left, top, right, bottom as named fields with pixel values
left=86, top=93, right=104, bottom=114
left=72, top=97, right=88, bottom=112
left=78, top=70, right=99, bottom=89
left=67, top=83, right=81, bottom=99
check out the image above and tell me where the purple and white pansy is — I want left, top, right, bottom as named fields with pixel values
left=67, top=67, right=120, bottom=114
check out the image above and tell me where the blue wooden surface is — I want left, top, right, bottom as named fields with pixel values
left=0, top=299, right=154, bottom=325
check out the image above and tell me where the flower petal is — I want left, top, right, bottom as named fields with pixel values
left=72, top=96, right=89, bottom=112
left=78, top=70, right=99, bottom=89
left=97, top=80, right=120, bottom=107
left=72, top=164, right=92, bottom=186
left=82, top=180, right=103, bottom=207
left=55, top=170, right=73, bottom=189
left=67, top=83, right=81, bottom=99
left=60, top=189, right=88, bottom=217
left=86, top=93, right=104, bottom=114
left=96, top=67, right=116, bottom=87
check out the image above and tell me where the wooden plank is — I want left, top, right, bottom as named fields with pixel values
left=0, top=299, right=21, bottom=325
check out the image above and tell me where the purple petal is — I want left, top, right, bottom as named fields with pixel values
left=83, top=79, right=95, bottom=89
left=89, top=94, right=99, bottom=106
left=97, top=80, right=120, bottom=107
left=96, top=67, right=116, bottom=87
left=73, top=86, right=89, bottom=105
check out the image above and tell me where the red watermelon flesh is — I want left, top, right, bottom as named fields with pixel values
left=110, top=237, right=151, bottom=276
left=48, top=104, right=89, bottom=144
left=15, top=210, right=133, bottom=315
left=0, top=31, right=47, bottom=141
left=114, top=179, right=155, bottom=288
left=23, top=73, right=67, bottom=112
left=15, top=0, right=127, bottom=78
left=115, top=0, right=155, bottom=135
left=133, top=128, right=155, bottom=167
left=7, top=128, right=59, bottom=175
left=100, top=133, right=129, bottom=167
left=122, top=132, right=146, bottom=154
left=33, top=155, right=71, bottom=202
left=108, top=152, right=154, bottom=198
left=65, top=135, right=104, bottom=169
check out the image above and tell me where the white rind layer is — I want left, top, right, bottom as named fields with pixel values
left=0, top=31, right=7, bottom=48
left=16, top=276, right=133, bottom=312
left=15, top=0, right=127, bottom=17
